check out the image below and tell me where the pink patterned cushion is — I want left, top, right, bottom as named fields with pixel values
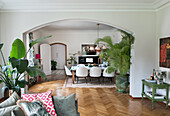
left=37, top=91, right=57, bottom=116
left=22, top=93, right=37, bottom=101
left=22, top=91, right=57, bottom=116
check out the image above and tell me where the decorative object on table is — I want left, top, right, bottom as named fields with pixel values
left=154, top=70, right=167, bottom=84
left=0, top=35, right=51, bottom=97
left=51, top=60, right=57, bottom=70
left=99, top=52, right=109, bottom=67
left=88, top=63, right=93, bottom=67
left=95, top=30, right=135, bottom=93
left=67, top=53, right=77, bottom=66
left=159, top=37, right=170, bottom=68
left=144, top=78, right=156, bottom=83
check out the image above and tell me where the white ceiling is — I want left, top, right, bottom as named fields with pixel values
left=0, top=0, right=169, bottom=11
left=35, top=20, right=116, bottom=31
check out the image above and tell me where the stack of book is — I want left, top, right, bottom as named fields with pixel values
left=145, top=91, right=165, bottom=99
left=145, top=79, right=156, bottom=83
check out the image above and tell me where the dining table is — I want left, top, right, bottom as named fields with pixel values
left=70, top=66, right=106, bottom=84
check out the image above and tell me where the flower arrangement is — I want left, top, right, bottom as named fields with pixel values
left=154, top=70, right=166, bottom=84
left=99, top=52, right=109, bottom=62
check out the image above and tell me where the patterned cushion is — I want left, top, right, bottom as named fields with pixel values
left=22, top=93, right=37, bottom=101
left=17, top=99, right=50, bottom=116
left=22, top=90, right=57, bottom=116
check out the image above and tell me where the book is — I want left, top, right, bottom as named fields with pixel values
left=145, top=79, right=156, bottom=83
left=145, top=91, right=165, bottom=99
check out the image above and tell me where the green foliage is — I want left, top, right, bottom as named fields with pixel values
left=51, top=60, right=57, bottom=66
left=67, top=53, right=77, bottom=65
left=0, top=35, right=51, bottom=92
left=99, top=52, right=109, bottom=62
left=96, top=30, right=134, bottom=75
left=10, top=39, right=26, bottom=59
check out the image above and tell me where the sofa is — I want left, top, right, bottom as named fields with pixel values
left=0, top=92, right=80, bottom=116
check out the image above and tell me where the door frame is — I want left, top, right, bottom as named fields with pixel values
left=50, top=43, right=67, bottom=66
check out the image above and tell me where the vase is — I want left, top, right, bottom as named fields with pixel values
left=116, top=74, right=129, bottom=93
left=103, top=61, right=108, bottom=67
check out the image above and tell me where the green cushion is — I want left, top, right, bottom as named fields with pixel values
left=17, top=100, right=50, bottom=116
left=0, top=105, right=24, bottom=116
left=0, top=92, right=20, bottom=108
left=53, top=93, right=77, bottom=116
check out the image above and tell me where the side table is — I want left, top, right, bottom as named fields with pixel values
left=141, top=79, right=170, bottom=109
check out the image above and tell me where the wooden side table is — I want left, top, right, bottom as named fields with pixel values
left=141, top=79, right=170, bottom=109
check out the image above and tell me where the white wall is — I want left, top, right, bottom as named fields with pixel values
left=156, top=4, right=170, bottom=103
left=0, top=11, right=156, bottom=98
left=33, top=29, right=121, bottom=57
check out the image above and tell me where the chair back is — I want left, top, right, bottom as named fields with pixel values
left=90, top=67, right=101, bottom=77
left=77, top=64, right=85, bottom=67
left=76, top=67, right=88, bottom=77
left=64, top=65, right=72, bottom=76
left=103, top=68, right=114, bottom=77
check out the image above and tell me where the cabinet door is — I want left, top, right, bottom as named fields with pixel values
left=40, top=44, right=51, bottom=75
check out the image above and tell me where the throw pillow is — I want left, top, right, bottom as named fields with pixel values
left=53, top=93, right=77, bottom=116
left=17, top=99, right=50, bottom=116
left=0, top=105, right=24, bottom=116
left=21, top=90, right=57, bottom=116
left=37, top=90, right=57, bottom=116
left=0, top=91, right=20, bottom=108
left=22, top=93, right=37, bottom=101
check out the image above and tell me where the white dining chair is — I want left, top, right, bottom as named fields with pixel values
left=103, top=67, right=115, bottom=83
left=76, top=67, right=88, bottom=84
left=89, top=67, right=101, bottom=83
left=64, top=65, right=73, bottom=86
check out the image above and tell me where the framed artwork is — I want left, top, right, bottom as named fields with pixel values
left=159, top=37, right=170, bottom=68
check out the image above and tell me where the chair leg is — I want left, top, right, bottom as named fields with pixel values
left=98, top=78, right=100, bottom=83
left=103, top=77, right=104, bottom=84
left=75, top=76, right=76, bottom=81
left=65, top=76, right=68, bottom=87
left=77, top=77, right=79, bottom=84
left=85, top=77, right=87, bottom=83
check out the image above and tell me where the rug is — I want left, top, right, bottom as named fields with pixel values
left=63, top=77, right=116, bottom=88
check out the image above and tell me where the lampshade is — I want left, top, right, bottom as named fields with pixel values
left=36, top=54, right=41, bottom=59
left=102, top=44, right=107, bottom=49
left=89, top=46, right=94, bottom=51
left=95, top=44, right=101, bottom=52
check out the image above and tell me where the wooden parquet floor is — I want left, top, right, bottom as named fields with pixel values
left=28, top=74, right=170, bottom=116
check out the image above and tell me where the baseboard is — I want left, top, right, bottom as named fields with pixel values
left=129, top=95, right=170, bottom=108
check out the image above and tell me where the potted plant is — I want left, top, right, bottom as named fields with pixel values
left=99, top=52, right=109, bottom=67
left=0, top=35, right=51, bottom=97
left=51, top=60, right=57, bottom=70
left=95, top=30, right=134, bottom=93
left=67, top=53, right=77, bottom=67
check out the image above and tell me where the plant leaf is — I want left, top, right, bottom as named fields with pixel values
left=29, top=35, right=52, bottom=48
left=10, top=57, right=28, bottom=73
left=26, top=67, right=47, bottom=79
left=10, top=39, right=26, bottom=59
left=0, top=43, right=3, bottom=50
left=16, top=79, right=27, bottom=88
left=0, top=80, right=3, bottom=84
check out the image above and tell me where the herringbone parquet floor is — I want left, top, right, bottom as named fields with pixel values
left=28, top=74, right=170, bottom=116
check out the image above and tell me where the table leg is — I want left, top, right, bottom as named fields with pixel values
left=152, top=88, right=156, bottom=109
left=166, top=87, right=169, bottom=108
left=142, top=83, right=144, bottom=101
left=72, top=70, right=75, bottom=84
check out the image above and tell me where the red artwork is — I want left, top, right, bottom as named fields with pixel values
left=159, top=37, right=170, bottom=68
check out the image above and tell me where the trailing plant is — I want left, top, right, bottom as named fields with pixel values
left=95, top=30, right=134, bottom=75
left=0, top=35, right=51, bottom=93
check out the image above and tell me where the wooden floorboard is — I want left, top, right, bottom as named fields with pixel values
left=28, top=73, right=170, bottom=116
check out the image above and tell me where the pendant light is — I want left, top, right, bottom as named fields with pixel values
left=95, top=23, right=101, bottom=52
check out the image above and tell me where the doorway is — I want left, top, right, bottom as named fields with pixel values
left=50, top=43, right=67, bottom=70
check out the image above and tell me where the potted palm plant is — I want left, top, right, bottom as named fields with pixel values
left=95, top=30, right=134, bottom=93
left=0, top=35, right=51, bottom=97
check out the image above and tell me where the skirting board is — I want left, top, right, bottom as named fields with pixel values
left=129, top=95, right=170, bottom=108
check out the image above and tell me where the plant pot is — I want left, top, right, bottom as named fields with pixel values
left=4, top=88, right=21, bottom=100
left=51, top=66, right=56, bottom=70
left=116, top=74, right=128, bottom=93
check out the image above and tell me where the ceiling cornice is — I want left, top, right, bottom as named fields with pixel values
left=0, top=0, right=169, bottom=12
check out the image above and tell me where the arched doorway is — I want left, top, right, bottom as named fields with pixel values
left=50, top=43, right=67, bottom=69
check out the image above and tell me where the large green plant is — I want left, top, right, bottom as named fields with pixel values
left=0, top=35, right=51, bottom=92
left=95, top=30, right=134, bottom=75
